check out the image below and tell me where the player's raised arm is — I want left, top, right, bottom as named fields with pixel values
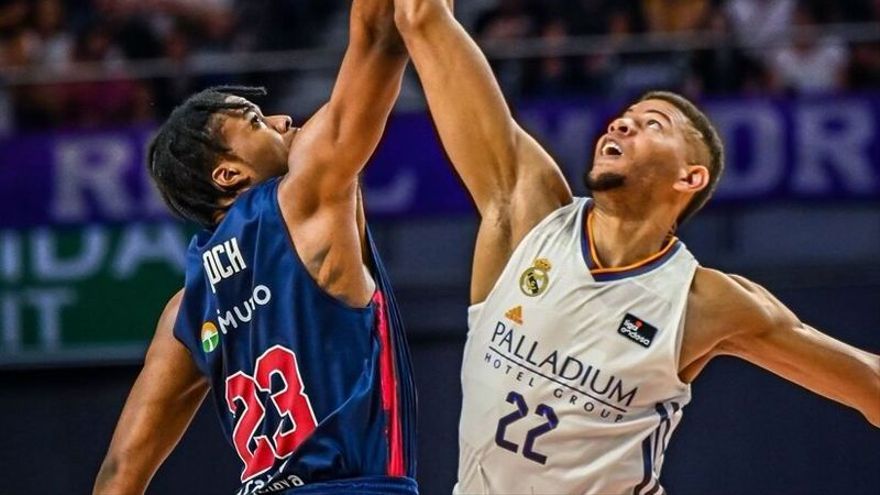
left=93, top=291, right=209, bottom=495
left=276, top=0, right=409, bottom=308
left=393, top=0, right=571, bottom=304
left=282, top=0, right=408, bottom=209
left=695, top=269, right=880, bottom=427
left=392, top=0, right=571, bottom=216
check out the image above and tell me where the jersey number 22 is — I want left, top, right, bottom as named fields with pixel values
left=495, top=391, right=559, bottom=464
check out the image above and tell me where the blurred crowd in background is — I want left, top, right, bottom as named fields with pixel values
left=0, top=0, right=346, bottom=130
left=1, top=0, right=879, bottom=131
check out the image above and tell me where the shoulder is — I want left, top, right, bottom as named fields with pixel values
left=158, top=289, right=185, bottom=334
left=688, top=268, right=798, bottom=345
left=142, top=289, right=195, bottom=370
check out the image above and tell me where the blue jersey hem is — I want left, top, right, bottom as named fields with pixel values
left=266, top=475, right=418, bottom=495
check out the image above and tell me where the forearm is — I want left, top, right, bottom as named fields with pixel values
left=353, top=0, right=406, bottom=56
left=394, top=0, right=453, bottom=30
left=94, top=384, right=206, bottom=495
left=799, top=323, right=880, bottom=427
left=94, top=294, right=207, bottom=495
left=307, top=49, right=406, bottom=184
left=94, top=407, right=167, bottom=495
left=709, top=273, right=880, bottom=428
left=810, top=324, right=880, bottom=427
left=285, top=0, right=409, bottom=202
left=724, top=317, right=880, bottom=428
left=393, top=0, right=523, bottom=209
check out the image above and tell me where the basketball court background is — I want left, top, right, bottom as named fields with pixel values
left=1, top=1, right=878, bottom=493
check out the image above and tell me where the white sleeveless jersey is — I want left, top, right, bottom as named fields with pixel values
left=454, top=197, right=697, bottom=495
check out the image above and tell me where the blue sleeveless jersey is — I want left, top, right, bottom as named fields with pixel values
left=173, top=178, right=417, bottom=495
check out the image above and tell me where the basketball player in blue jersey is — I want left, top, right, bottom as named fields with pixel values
left=392, top=1, right=880, bottom=493
left=93, top=1, right=417, bottom=494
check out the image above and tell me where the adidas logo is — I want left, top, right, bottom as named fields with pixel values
left=505, top=306, right=523, bottom=325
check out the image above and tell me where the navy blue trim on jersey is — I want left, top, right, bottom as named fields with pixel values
left=633, top=402, right=671, bottom=495
left=654, top=402, right=680, bottom=466
left=633, top=434, right=655, bottom=495
left=579, top=199, right=596, bottom=270
left=273, top=475, right=417, bottom=495
left=590, top=243, right=682, bottom=283
left=653, top=403, right=668, bottom=463
left=644, top=475, right=662, bottom=495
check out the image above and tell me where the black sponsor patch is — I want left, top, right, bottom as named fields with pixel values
left=617, top=313, right=658, bottom=348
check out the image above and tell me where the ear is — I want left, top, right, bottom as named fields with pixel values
left=211, top=160, right=251, bottom=191
left=673, top=164, right=709, bottom=194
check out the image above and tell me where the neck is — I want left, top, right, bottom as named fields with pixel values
left=588, top=196, right=678, bottom=269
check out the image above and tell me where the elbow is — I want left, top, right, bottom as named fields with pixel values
left=867, top=411, right=880, bottom=430
left=394, top=0, right=446, bottom=37
left=863, top=400, right=880, bottom=429
left=864, top=362, right=880, bottom=428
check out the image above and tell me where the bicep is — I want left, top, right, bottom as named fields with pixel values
left=319, top=38, right=407, bottom=162
left=286, top=38, right=407, bottom=206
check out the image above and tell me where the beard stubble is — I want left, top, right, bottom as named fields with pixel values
left=585, top=171, right=626, bottom=192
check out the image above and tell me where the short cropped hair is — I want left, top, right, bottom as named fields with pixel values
left=147, top=86, right=267, bottom=228
left=638, top=91, right=724, bottom=225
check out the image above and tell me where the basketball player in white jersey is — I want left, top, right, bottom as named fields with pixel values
left=391, top=0, right=880, bottom=493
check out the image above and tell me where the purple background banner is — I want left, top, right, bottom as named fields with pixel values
left=2, top=94, right=878, bottom=228
left=0, top=127, right=168, bottom=228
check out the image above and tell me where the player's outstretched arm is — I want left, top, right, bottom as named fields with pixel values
left=282, top=0, right=408, bottom=209
left=694, top=269, right=880, bottom=427
left=393, top=0, right=571, bottom=303
left=393, top=0, right=570, bottom=216
left=276, top=0, right=408, bottom=308
left=93, top=291, right=209, bottom=495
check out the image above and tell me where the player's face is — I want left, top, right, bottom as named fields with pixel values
left=587, top=99, right=695, bottom=197
left=216, top=97, right=298, bottom=186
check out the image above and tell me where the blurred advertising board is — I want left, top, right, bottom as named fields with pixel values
left=1, top=94, right=878, bottom=365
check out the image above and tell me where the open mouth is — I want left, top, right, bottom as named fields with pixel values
left=601, top=140, right=623, bottom=157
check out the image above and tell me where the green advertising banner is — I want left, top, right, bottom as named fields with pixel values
left=0, top=222, right=195, bottom=365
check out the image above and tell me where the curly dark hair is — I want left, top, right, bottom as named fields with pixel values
left=147, top=86, right=267, bottom=228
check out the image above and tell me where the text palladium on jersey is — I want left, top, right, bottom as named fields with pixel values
left=487, top=321, right=638, bottom=422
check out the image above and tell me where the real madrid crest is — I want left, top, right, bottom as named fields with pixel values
left=519, top=258, right=552, bottom=297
